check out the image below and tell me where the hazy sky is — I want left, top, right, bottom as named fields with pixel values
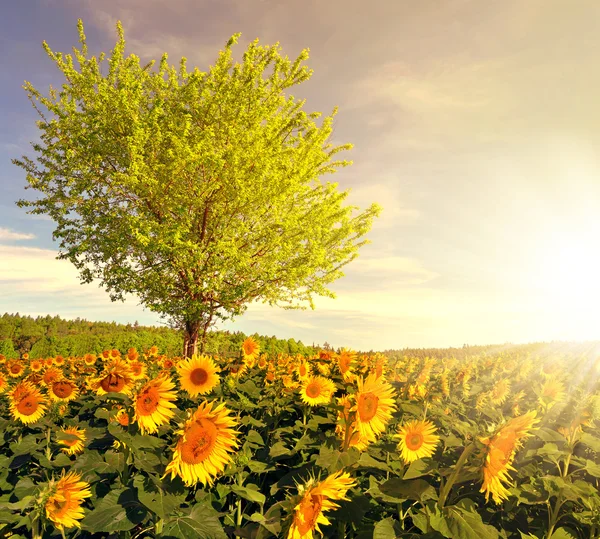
left=1, top=0, right=600, bottom=350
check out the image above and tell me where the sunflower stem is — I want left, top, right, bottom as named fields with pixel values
left=45, top=426, right=52, bottom=461
left=437, top=443, right=475, bottom=509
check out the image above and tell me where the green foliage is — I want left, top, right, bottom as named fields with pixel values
left=0, top=312, right=315, bottom=358
left=13, top=19, right=381, bottom=346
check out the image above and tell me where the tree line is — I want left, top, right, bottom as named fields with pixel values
left=0, top=313, right=316, bottom=359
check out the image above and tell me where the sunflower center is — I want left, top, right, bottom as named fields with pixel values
left=357, top=392, right=379, bottom=422
left=53, top=381, right=74, bottom=399
left=131, top=364, right=142, bottom=376
left=406, top=433, right=424, bottom=450
left=299, top=365, right=307, bottom=377
left=16, top=395, right=39, bottom=416
left=305, top=382, right=321, bottom=398
left=190, top=368, right=209, bottom=386
left=295, top=494, right=323, bottom=534
left=10, top=365, right=21, bottom=374
left=63, top=438, right=79, bottom=448
left=339, top=357, right=351, bottom=373
left=137, top=388, right=159, bottom=415
left=100, top=374, right=126, bottom=393
left=180, top=418, right=218, bottom=464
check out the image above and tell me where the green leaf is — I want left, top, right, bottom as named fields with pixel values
left=353, top=453, right=390, bottom=472
left=579, top=433, right=600, bottom=452
left=133, top=475, right=186, bottom=520
left=585, top=459, right=600, bottom=478
left=373, top=517, right=400, bottom=539
left=440, top=504, right=499, bottom=539
left=13, top=478, right=36, bottom=501
left=535, top=428, right=566, bottom=443
left=379, top=478, right=437, bottom=502
left=81, top=488, right=147, bottom=533
left=403, top=458, right=435, bottom=479
left=9, top=435, right=40, bottom=456
left=162, top=503, right=227, bottom=539
left=246, top=430, right=265, bottom=447
left=231, top=484, right=266, bottom=505
left=549, top=528, right=577, bottom=539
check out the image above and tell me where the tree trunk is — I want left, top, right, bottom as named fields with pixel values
left=183, top=320, right=201, bottom=358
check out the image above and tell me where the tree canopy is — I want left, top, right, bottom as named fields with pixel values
left=13, top=20, right=381, bottom=355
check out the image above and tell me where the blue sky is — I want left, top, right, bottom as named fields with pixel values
left=2, top=0, right=600, bottom=350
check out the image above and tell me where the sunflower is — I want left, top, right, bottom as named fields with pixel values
left=54, top=355, right=66, bottom=367
left=134, top=375, right=178, bottom=434
left=300, top=376, right=336, bottom=406
left=351, top=373, right=396, bottom=438
left=0, top=373, right=7, bottom=393
left=127, top=347, right=139, bottom=361
left=396, top=420, right=440, bottom=464
left=45, top=470, right=92, bottom=530
left=115, top=408, right=130, bottom=426
left=287, top=471, right=356, bottom=539
left=490, top=379, right=511, bottom=406
left=148, top=345, right=159, bottom=357
left=30, top=359, right=43, bottom=372
left=92, top=358, right=134, bottom=395
left=295, top=360, right=311, bottom=380
left=258, top=354, right=268, bottom=369
left=229, top=362, right=248, bottom=379
left=337, top=349, right=356, bottom=382
left=540, top=378, right=565, bottom=405
left=6, top=360, right=25, bottom=378
left=43, top=367, right=64, bottom=386
left=58, top=426, right=86, bottom=456
left=164, top=401, right=239, bottom=486
left=177, top=354, right=220, bottom=396
left=335, top=396, right=374, bottom=451
left=480, top=410, right=538, bottom=503
left=49, top=379, right=80, bottom=403
left=9, top=381, right=47, bottom=424
left=241, top=337, right=260, bottom=364
left=128, top=359, right=147, bottom=380
left=83, top=353, right=96, bottom=366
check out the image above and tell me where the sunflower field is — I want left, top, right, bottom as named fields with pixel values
left=0, top=341, right=599, bottom=539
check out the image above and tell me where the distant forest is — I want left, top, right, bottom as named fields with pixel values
left=0, top=313, right=317, bottom=358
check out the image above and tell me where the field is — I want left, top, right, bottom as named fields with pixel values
left=0, top=342, right=599, bottom=538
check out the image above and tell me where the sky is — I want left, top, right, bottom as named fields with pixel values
left=1, top=0, right=600, bottom=351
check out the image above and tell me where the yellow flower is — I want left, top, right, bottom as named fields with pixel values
left=352, top=373, right=396, bottom=438
left=9, top=381, right=47, bottom=424
left=0, top=373, right=7, bottom=393
left=540, top=378, right=565, bottom=405
left=490, top=378, right=511, bottom=406
left=134, top=375, right=178, bottom=434
left=480, top=411, right=539, bottom=503
left=337, top=349, right=356, bottom=382
left=128, top=359, right=147, bottom=380
left=30, top=359, right=44, bottom=372
left=241, top=337, right=260, bottom=363
left=58, top=426, right=86, bottom=455
left=177, top=354, right=220, bottom=396
left=396, top=420, right=440, bottom=463
left=48, top=379, right=80, bottom=403
left=45, top=470, right=92, bottom=530
left=296, top=360, right=312, bottom=381
left=164, top=401, right=239, bottom=486
left=91, top=358, right=134, bottom=395
left=287, top=471, right=356, bottom=539
left=42, top=367, right=64, bottom=386
left=300, top=376, right=336, bottom=406
left=83, top=353, right=96, bottom=366
left=6, top=360, right=25, bottom=378
left=335, top=396, right=374, bottom=451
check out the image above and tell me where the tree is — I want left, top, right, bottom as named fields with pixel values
left=14, top=20, right=381, bottom=356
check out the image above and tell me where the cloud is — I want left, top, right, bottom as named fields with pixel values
left=0, top=244, right=159, bottom=324
left=0, top=228, right=35, bottom=241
